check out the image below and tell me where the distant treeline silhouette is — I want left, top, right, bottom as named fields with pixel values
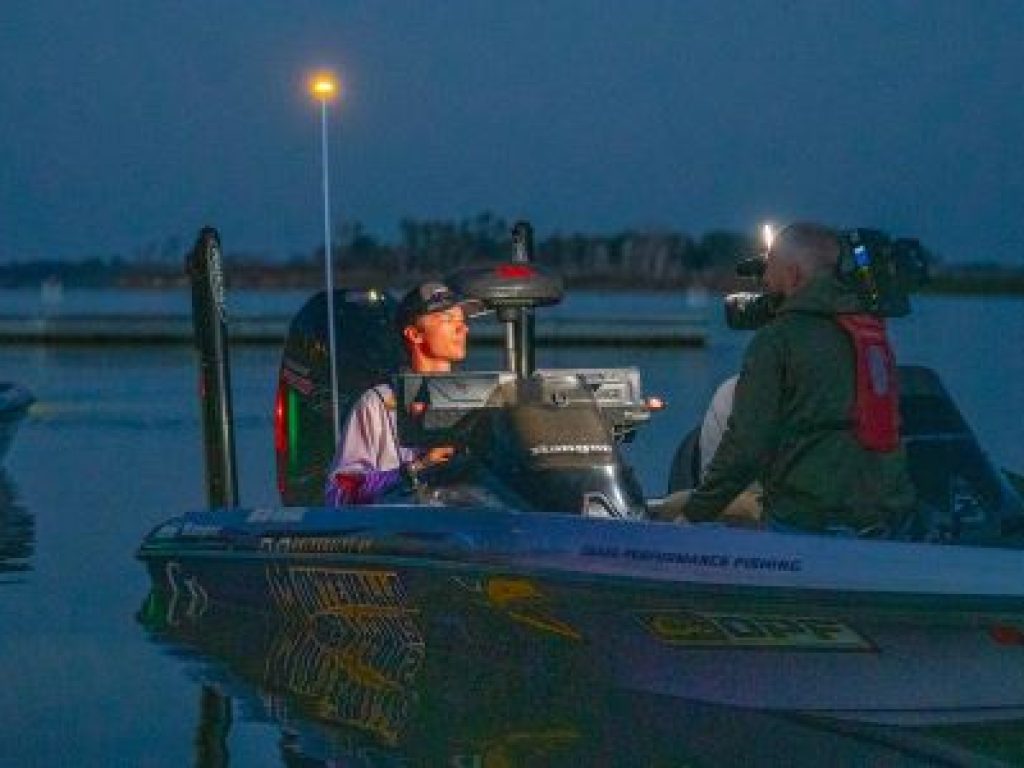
left=299, top=214, right=759, bottom=289
left=3, top=212, right=1015, bottom=293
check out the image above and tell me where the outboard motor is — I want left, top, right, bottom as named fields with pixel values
left=275, top=289, right=401, bottom=505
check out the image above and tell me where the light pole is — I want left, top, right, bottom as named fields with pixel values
left=310, top=71, right=342, bottom=443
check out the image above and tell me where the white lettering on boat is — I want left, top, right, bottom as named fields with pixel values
left=580, top=545, right=802, bottom=572
left=264, top=536, right=374, bottom=554
left=530, top=444, right=613, bottom=456
left=730, top=556, right=802, bottom=572
left=622, top=549, right=731, bottom=568
left=180, top=522, right=222, bottom=537
left=247, top=507, right=305, bottom=523
left=150, top=523, right=181, bottom=539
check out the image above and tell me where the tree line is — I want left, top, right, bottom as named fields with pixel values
left=0, top=212, right=962, bottom=292
left=299, top=214, right=760, bottom=289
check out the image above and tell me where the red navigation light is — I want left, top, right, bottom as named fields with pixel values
left=274, top=382, right=288, bottom=497
left=274, top=383, right=288, bottom=453
left=497, top=264, right=535, bottom=279
left=409, top=401, right=428, bottom=417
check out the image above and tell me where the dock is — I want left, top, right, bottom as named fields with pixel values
left=0, top=313, right=708, bottom=347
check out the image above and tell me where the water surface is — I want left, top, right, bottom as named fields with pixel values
left=0, top=293, right=1022, bottom=764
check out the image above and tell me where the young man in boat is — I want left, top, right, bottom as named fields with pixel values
left=325, top=281, right=480, bottom=506
left=671, top=222, right=916, bottom=534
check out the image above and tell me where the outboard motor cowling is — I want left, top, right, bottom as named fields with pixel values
left=276, top=289, right=401, bottom=505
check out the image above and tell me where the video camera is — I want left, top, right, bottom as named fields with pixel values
left=724, top=227, right=930, bottom=330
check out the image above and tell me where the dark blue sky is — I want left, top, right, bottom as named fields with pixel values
left=2, top=1, right=1021, bottom=264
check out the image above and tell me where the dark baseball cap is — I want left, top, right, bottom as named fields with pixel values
left=394, top=281, right=486, bottom=330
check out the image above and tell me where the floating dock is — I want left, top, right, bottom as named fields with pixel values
left=0, top=313, right=708, bottom=347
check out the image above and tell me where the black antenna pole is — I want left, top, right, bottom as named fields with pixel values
left=186, top=227, right=239, bottom=509
left=511, top=221, right=536, bottom=378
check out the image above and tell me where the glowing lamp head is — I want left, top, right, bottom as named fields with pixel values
left=309, top=72, right=339, bottom=101
left=644, top=395, right=666, bottom=412
left=762, top=222, right=775, bottom=252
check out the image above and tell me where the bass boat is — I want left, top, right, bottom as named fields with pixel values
left=138, top=225, right=1024, bottom=727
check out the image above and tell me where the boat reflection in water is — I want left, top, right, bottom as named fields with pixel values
left=138, top=563, right=1019, bottom=766
left=0, top=383, right=33, bottom=465
left=0, top=470, right=33, bottom=581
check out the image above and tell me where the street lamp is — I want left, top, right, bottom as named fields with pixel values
left=309, top=71, right=342, bottom=444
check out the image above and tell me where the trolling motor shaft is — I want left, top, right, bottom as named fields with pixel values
left=509, top=221, right=536, bottom=377
left=187, top=227, right=239, bottom=509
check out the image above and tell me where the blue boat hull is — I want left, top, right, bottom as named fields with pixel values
left=138, top=505, right=1024, bottom=725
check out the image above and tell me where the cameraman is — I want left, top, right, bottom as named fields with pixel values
left=677, top=223, right=915, bottom=534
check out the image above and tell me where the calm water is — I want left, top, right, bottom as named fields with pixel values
left=0, top=292, right=1022, bottom=765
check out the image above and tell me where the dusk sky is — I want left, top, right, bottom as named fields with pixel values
left=2, top=1, right=1021, bottom=264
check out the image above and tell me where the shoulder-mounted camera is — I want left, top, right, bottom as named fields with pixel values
left=724, top=227, right=930, bottom=330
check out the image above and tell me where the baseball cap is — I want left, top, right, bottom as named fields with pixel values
left=394, top=281, right=486, bottom=330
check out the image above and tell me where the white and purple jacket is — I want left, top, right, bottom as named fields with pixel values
left=324, top=384, right=421, bottom=505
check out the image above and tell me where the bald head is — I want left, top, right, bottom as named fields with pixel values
left=765, top=222, right=840, bottom=296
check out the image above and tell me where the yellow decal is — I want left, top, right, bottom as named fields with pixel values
left=641, top=610, right=874, bottom=651
left=485, top=578, right=582, bottom=641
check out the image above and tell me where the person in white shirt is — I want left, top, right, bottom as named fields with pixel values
left=325, top=281, right=480, bottom=505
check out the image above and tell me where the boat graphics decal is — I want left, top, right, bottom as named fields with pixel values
left=280, top=364, right=314, bottom=396
left=163, top=561, right=209, bottom=623
left=264, top=565, right=426, bottom=743
left=483, top=577, right=582, bottom=640
left=638, top=610, right=875, bottom=651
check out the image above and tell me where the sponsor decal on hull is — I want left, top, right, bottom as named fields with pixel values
left=639, top=610, right=875, bottom=651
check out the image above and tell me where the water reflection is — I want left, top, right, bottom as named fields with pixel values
left=0, top=470, right=33, bottom=581
left=137, top=564, right=1015, bottom=766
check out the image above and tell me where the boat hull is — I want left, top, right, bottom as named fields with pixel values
left=137, top=505, right=1024, bottom=725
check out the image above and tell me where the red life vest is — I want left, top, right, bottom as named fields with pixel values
left=835, top=314, right=900, bottom=452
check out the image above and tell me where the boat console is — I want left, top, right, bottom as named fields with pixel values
left=272, top=230, right=654, bottom=518
left=394, top=367, right=649, bottom=446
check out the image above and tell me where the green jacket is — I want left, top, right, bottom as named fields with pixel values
left=685, top=275, right=916, bottom=532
